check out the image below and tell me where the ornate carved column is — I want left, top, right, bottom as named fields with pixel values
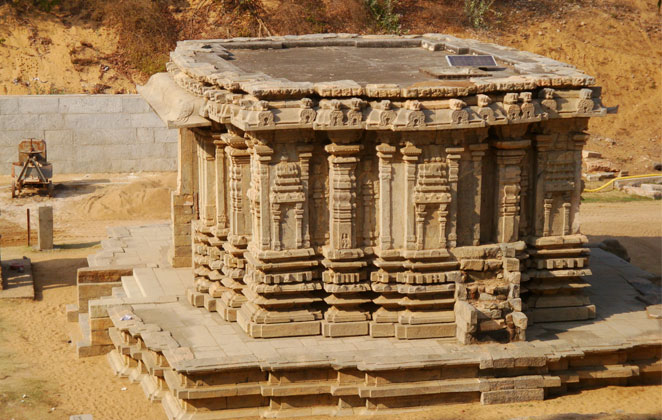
left=215, top=131, right=251, bottom=322
left=446, top=147, right=463, bottom=248
left=469, top=143, right=488, bottom=245
left=214, top=139, right=229, bottom=236
left=202, top=137, right=230, bottom=305
left=239, top=134, right=323, bottom=338
left=370, top=138, right=400, bottom=338
left=395, top=141, right=460, bottom=340
left=533, top=134, right=553, bottom=238
left=202, top=139, right=217, bottom=227
left=402, top=142, right=422, bottom=251
left=523, top=123, right=594, bottom=325
left=189, top=129, right=221, bottom=304
left=321, top=139, right=371, bottom=337
left=494, top=139, right=529, bottom=244
left=376, top=141, right=396, bottom=252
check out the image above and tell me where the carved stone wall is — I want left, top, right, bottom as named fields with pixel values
left=182, top=117, right=595, bottom=342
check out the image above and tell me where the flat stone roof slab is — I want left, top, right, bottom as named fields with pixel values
left=168, top=34, right=597, bottom=101
left=228, top=46, right=517, bottom=85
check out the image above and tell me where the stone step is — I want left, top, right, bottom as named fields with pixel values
left=140, top=374, right=163, bottom=402
left=133, top=268, right=166, bottom=298
left=121, top=276, right=143, bottom=298
left=111, top=286, right=127, bottom=299
left=153, top=268, right=188, bottom=296
left=78, top=312, right=91, bottom=342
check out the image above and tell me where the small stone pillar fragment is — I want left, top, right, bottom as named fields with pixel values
left=37, top=205, right=53, bottom=250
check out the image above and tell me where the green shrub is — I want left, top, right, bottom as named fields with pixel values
left=4, top=0, right=61, bottom=12
left=464, top=0, right=496, bottom=29
left=101, top=0, right=178, bottom=76
left=365, top=0, right=401, bottom=34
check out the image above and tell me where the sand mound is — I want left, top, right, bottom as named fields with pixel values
left=69, top=176, right=173, bottom=221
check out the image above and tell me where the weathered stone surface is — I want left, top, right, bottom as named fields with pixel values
left=37, top=205, right=54, bottom=250
left=480, top=388, right=544, bottom=404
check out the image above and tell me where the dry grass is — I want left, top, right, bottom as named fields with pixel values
left=99, top=0, right=179, bottom=77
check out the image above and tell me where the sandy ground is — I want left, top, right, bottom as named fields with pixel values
left=0, top=172, right=175, bottom=247
left=0, top=174, right=660, bottom=419
left=581, top=200, right=662, bottom=277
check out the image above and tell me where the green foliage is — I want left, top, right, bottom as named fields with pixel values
left=32, top=0, right=59, bottom=11
left=464, top=0, right=496, bottom=29
left=102, top=0, right=178, bottom=76
left=365, top=0, right=401, bottom=34
left=5, top=0, right=61, bottom=12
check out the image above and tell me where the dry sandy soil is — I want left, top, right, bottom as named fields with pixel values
left=0, top=174, right=660, bottom=419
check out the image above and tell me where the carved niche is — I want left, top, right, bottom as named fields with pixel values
left=413, top=158, right=451, bottom=250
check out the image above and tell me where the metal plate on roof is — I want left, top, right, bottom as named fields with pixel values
left=446, top=55, right=497, bottom=67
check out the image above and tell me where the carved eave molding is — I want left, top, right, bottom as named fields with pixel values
left=199, top=86, right=608, bottom=133
left=142, top=34, right=613, bottom=132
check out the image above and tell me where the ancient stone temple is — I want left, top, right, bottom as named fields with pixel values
left=140, top=34, right=612, bottom=343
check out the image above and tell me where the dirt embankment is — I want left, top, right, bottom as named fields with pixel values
left=0, top=0, right=660, bottom=174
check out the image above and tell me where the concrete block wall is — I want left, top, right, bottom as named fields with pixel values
left=0, top=94, right=178, bottom=174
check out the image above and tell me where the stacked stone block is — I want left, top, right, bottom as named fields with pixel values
left=0, top=94, right=177, bottom=174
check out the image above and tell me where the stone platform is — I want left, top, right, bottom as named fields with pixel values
left=83, top=225, right=662, bottom=419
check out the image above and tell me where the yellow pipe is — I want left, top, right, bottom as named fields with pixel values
left=583, top=174, right=661, bottom=193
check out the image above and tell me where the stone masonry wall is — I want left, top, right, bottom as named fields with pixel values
left=0, top=94, right=177, bottom=174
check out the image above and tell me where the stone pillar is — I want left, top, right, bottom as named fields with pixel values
left=376, top=141, right=395, bottom=251
left=370, top=139, right=401, bottom=338
left=202, top=139, right=216, bottom=227
left=170, top=128, right=196, bottom=268
left=239, top=134, right=323, bottom=338
left=394, top=141, right=460, bottom=340
left=524, top=121, right=594, bottom=324
left=216, top=132, right=251, bottom=321
left=214, top=140, right=229, bottom=236
left=469, top=144, right=488, bottom=246
left=446, top=147, right=463, bottom=248
left=494, top=139, right=529, bottom=244
left=192, top=130, right=232, bottom=311
left=37, top=205, right=53, bottom=250
left=187, top=131, right=230, bottom=311
left=402, top=142, right=421, bottom=251
left=321, top=139, right=371, bottom=337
